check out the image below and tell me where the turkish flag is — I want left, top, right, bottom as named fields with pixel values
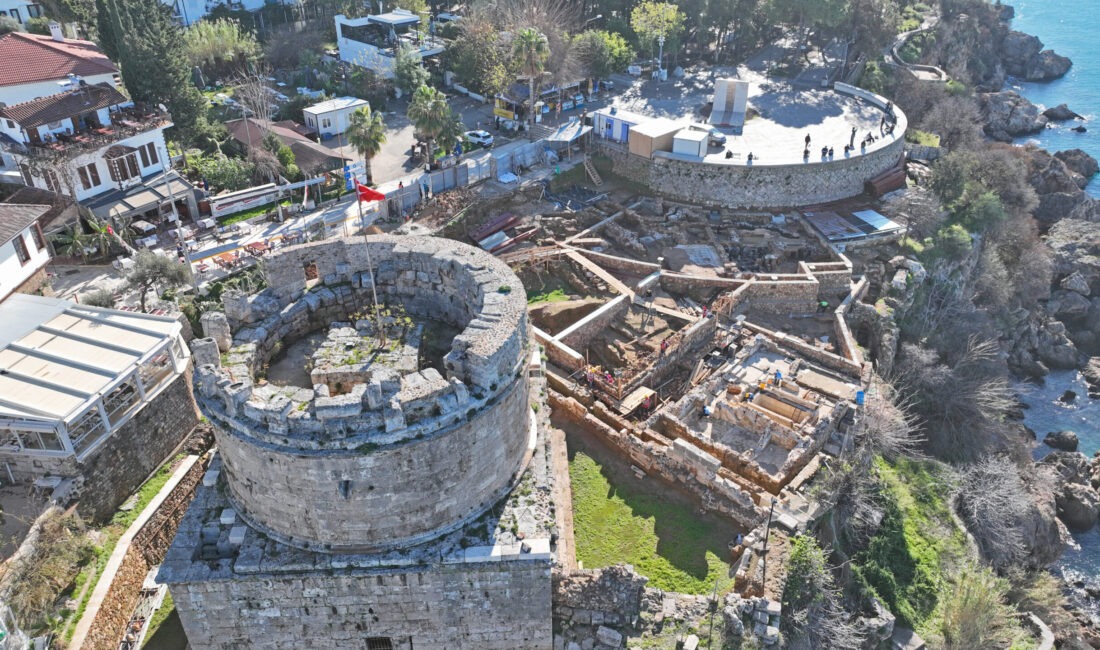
left=355, top=180, right=385, bottom=203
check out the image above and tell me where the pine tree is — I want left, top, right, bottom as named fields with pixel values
left=97, top=0, right=207, bottom=140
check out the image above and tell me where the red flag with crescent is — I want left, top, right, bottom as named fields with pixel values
left=355, top=180, right=385, bottom=202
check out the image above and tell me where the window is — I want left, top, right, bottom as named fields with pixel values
left=43, top=169, right=60, bottom=193
left=322, top=117, right=332, bottom=128
left=18, top=163, right=33, bottom=186
left=5, top=119, right=13, bottom=129
left=138, top=142, right=159, bottom=168
left=108, top=153, right=141, bottom=182
left=27, top=4, right=42, bottom=18
left=31, top=223, right=45, bottom=250
left=365, top=640, right=393, bottom=650
left=13, top=234, right=30, bottom=265
left=77, top=162, right=101, bottom=190
left=8, top=8, right=18, bottom=22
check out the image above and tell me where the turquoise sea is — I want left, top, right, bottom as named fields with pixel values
left=1010, top=0, right=1100, bottom=197
left=1010, top=0, right=1100, bottom=592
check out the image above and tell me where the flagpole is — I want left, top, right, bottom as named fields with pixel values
left=356, top=181, right=384, bottom=346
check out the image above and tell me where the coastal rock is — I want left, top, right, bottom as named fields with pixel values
left=1040, top=450, right=1092, bottom=486
left=1061, top=271, right=1093, bottom=297
left=1036, top=320, right=1081, bottom=369
left=1028, top=149, right=1086, bottom=195
left=1020, top=471, right=1071, bottom=567
left=979, top=91, right=1048, bottom=141
left=1044, top=104, right=1084, bottom=121
left=1058, top=483, right=1100, bottom=531
left=1045, top=430, right=1080, bottom=452
left=1045, top=219, right=1100, bottom=286
left=1000, top=31, right=1043, bottom=77
left=1067, top=196, right=1100, bottom=222
left=1047, top=289, right=1092, bottom=320
left=1084, top=357, right=1100, bottom=398
left=1034, top=192, right=1085, bottom=225
left=1027, top=50, right=1073, bottom=81
left=1055, top=149, right=1100, bottom=182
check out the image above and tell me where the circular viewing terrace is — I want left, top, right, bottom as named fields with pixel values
left=190, top=236, right=533, bottom=553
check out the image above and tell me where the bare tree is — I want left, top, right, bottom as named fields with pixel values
left=954, top=457, right=1028, bottom=569
left=782, top=534, right=865, bottom=650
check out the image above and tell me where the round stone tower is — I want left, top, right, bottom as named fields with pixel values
left=190, top=236, right=532, bottom=553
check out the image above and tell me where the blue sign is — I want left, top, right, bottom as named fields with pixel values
left=345, top=180, right=354, bottom=191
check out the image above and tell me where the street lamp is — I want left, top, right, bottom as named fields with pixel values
left=759, top=497, right=779, bottom=596
left=584, top=14, right=603, bottom=27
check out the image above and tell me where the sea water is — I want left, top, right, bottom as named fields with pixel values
left=1007, top=0, right=1100, bottom=584
left=1009, top=0, right=1100, bottom=198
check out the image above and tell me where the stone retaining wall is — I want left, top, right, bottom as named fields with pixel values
left=80, top=456, right=207, bottom=650
left=169, top=561, right=552, bottom=649
left=77, top=372, right=200, bottom=522
left=596, top=139, right=905, bottom=209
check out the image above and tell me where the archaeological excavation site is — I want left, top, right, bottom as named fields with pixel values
left=161, top=167, right=906, bottom=649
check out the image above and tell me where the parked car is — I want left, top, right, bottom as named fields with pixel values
left=465, top=130, right=494, bottom=148
left=689, top=123, right=727, bottom=146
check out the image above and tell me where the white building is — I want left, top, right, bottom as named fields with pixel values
left=335, top=9, right=444, bottom=79
left=0, top=293, right=190, bottom=481
left=0, top=0, right=43, bottom=27
left=0, top=28, right=118, bottom=107
left=302, top=96, right=370, bottom=138
left=0, top=83, right=198, bottom=222
left=0, top=203, right=51, bottom=302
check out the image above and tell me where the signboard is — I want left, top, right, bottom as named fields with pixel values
left=493, top=106, right=515, bottom=120
left=209, top=183, right=278, bottom=218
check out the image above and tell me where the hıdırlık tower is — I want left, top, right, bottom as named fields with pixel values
left=159, top=236, right=554, bottom=649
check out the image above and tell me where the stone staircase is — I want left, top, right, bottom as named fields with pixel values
left=583, top=156, right=603, bottom=186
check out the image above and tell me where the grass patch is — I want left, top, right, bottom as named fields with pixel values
left=905, top=129, right=941, bottom=147
left=899, top=33, right=934, bottom=64
left=63, top=458, right=183, bottom=643
left=144, top=591, right=174, bottom=640
left=851, top=458, right=968, bottom=634
left=549, top=163, right=589, bottom=192
left=216, top=199, right=293, bottom=227
left=527, top=288, right=570, bottom=305
left=569, top=450, right=734, bottom=595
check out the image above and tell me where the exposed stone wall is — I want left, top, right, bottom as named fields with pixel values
left=0, top=452, right=78, bottom=483
left=737, top=278, right=820, bottom=314
left=168, top=561, right=552, bottom=649
left=81, top=457, right=206, bottom=650
left=553, top=565, right=648, bottom=631
left=214, top=373, right=532, bottom=553
left=573, top=248, right=661, bottom=276
left=560, top=295, right=630, bottom=350
left=550, top=393, right=763, bottom=526
left=78, top=371, right=200, bottom=522
left=596, top=138, right=905, bottom=209
left=13, top=264, right=51, bottom=297
left=743, top=322, right=862, bottom=377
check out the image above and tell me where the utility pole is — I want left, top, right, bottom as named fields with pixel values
left=160, top=143, right=198, bottom=292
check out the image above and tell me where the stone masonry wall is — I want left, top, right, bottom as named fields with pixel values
left=169, top=561, right=552, bottom=649
left=81, top=456, right=207, bottom=650
left=596, top=138, right=905, bottom=209
left=560, top=295, right=630, bottom=350
left=214, top=372, right=532, bottom=553
left=78, top=371, right=200, bottom=522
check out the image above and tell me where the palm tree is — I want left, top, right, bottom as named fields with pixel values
left=56, top=224, right=90, bottom=262
left=512, top=27, right=549, bottom=129
left=407, top=85, right=454, bottom=165
left=85, top=218, right=115, bottom=259
left=346, top=105, right=387, bottom=185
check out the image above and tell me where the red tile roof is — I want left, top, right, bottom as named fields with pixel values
left=0, top=32, right=118, bottom=90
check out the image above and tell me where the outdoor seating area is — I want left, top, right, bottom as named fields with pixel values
left=26, top=105, right=171, bottom=156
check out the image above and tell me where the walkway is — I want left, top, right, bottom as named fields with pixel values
left=68, top=456, right=200, bottom=650
left=886, top=16, right=949, bottom=82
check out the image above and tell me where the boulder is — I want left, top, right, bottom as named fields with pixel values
left=1044, top=104, right=1084, bottom=121
left=1069, top=196, right=1100, bottom=222
left=1058, top=483, right=1100, bottom=530
left=1055, top=149, right=1099, bottom=180
left=1061, top=271, right=1093, bottom=297
left=1084, top=357, right=1100, bottom=398
left=1027, top=50, right=1073, bottom=81
left=1019, top=477, right=1071, bottom=567
left=1000, top=31, right=1044, bottom=77
left=722, top=606, right=745, bottom=637
left=1040, top=450, right=1093, bottom=486
left=1048, top=290, right=1092, bottom=320
left=980, top=91, right=1048, bottom=141
left=595, top=626, right=622, bottom=647
left=1045, top=219, right=1100, bottom=289
left=1045, top=430, right=1080, bottom=452
left=1036, top=321, right=1081, bottom=369
left=1034, top=192, right=1085, bottom=225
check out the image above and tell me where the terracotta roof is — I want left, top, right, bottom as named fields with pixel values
left=0, top=83, right=129, bottom=128
left=0, top=204, right=49, bottom=246
left=224, top=118, right=348, bottom=171
left=0, top=32, right=117, bottom=89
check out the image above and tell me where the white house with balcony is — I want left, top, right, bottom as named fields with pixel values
left=0, top=28, right=119, bottom=107
left=0, top=203, right=51, bottom=302
left=0, top=83, right=199, bottom=223
left=0, top=0, right=44, bottom=27
left=336, top=9, right=444, bottom=79
left=0, top=293, right=190, bottom=483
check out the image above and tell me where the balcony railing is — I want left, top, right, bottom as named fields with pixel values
left=22, top=106, right=172, bottom=159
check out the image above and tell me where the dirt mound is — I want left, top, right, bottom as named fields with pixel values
left=530, top=298, right=604, bottom=335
